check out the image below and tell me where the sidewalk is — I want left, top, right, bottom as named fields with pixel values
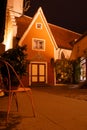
left=0, top=87, right=87, bottom=130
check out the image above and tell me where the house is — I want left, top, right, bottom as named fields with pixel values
left=15, top=7, right=80, bottom=87
left=70, top=32, right=87, bottom=82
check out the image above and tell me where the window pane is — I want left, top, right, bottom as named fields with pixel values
left=36, top=23, right=42, bottom=29
left=39, top=76, right=45, bottom=82
left=80, top=57, right=86, bottom=81
left=32, top=38, right=45, bottom=50
left=32, top=65, right=37, bottom=75
left=32, top=77, right=37, bottom=82
left=39, top=65, right=44, bottom=75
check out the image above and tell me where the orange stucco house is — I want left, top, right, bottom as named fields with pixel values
left=16, top=7, right=80, bottom=87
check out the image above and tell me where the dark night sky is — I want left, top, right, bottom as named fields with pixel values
left=24, top=0, right=87, bottom=34
left=0, top=0, right=7, bottom=43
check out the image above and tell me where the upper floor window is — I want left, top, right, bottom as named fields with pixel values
left=36, top=23, right=42, bottom=29
left=32, top=38, right=45, bottom=51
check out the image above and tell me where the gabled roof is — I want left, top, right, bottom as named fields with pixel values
left=49, top=24, right=81, bottom=50
left=18, top=7, right=58, bottom=49
left=16, top=7, right=81, bottom=50
left=16, top=15, right=32, bottom=38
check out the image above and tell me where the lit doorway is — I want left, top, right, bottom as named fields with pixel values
left=31, top=63, right=46, bottom=86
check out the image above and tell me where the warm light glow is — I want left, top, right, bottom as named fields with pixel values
left=3, top=0, right=24, bottom=51
left=7, top=0, right=23, bottom=17
left=56, top=48, right=72, bottom=60
left=4, top=30, right=13, bottom=50
left=4, top=9, right=13, bottom=50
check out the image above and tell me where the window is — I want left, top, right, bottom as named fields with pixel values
left=36, top=23, right=42, bottom=29
left=80, top=57, right=86, bottom=81
left=32, top=38, right=45, bottom=50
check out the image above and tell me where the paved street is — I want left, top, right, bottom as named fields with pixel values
left=0, top=86, right=87, bottom=130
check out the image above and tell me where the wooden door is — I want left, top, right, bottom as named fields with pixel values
left=31, top=63, right=46, bottom=85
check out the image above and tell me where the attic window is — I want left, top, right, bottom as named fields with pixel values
left=36, top=23, right=42, bottom=29
left=32, top=38, right=45, bottom=51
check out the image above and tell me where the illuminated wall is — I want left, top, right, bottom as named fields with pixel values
left=7, top=0, right=23, bottom=16
left=4, top=9, right=13, bottom=50
left=4, top=0, right=23, bottom=50
left=55, top=48, right=72, bottom=60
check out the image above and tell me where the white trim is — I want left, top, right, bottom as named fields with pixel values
left=19, top=7, right=58, bottom=49
left=39, top=8, right=58, bottom=49
left=36, top=22, right=42, bottom=29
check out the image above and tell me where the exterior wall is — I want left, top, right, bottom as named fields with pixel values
left=48, top=62, right=54, bottom=85
left=13, top=0, right=23, bottom=16
left=4, top=9, right=13, bottom=50
left=57, top=48, right=72, bottom=60
left=20, top=15, right=54, bottom=60
left=70, top=35, right=87, bottom=83
left=21, top=65, right=29, bottom=87
left=7, top=0, right=23, bottom=16
left=7, top=0, right=13, bottom=8
left=4, top=0, right=23, bottom=50
left=19, top=14, right=55, bottom=86
left=70, top=36, right=87, bottom=60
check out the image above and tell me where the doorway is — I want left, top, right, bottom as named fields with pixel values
left=31, top=63, right=46, bottom=86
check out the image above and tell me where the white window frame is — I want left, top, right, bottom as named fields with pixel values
left=32, top=38, right=45, bottom=51
left=36, top=23, right=42, bottom=29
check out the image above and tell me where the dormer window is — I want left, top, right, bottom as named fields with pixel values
left=32, top=38, right=45, bottom=51
left=36, top=23, right=42, bottom=29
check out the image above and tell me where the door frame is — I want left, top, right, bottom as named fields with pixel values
left=29, top=61, right=47, bottom=86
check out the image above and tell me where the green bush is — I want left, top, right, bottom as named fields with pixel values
left=0, top=45, right=29, bottom=89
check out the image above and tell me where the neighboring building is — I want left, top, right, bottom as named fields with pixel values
left=15, top=7, right=81, bottom=86
left=0, top=0, right=7, bottom=44
left=0, top=0, right=7, bottom=54
left=3, top=0, right=23, bottom=50
left=70, top=32, right=87, bottom=82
